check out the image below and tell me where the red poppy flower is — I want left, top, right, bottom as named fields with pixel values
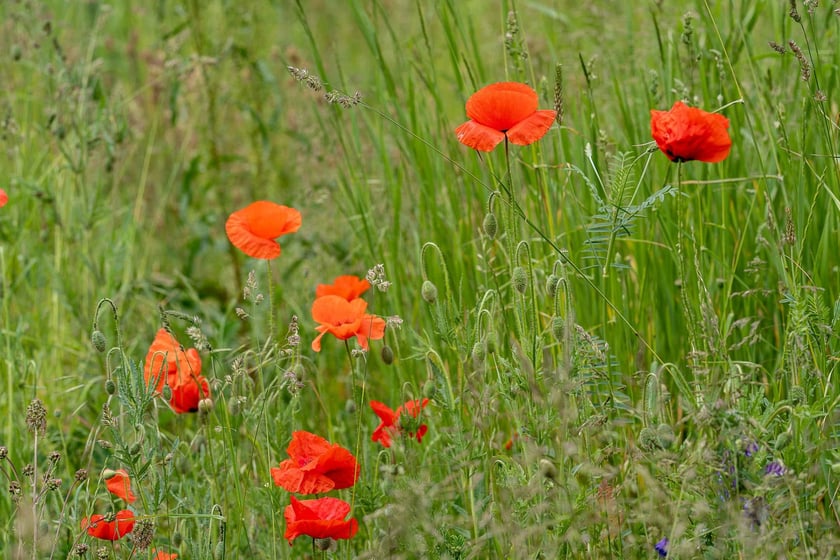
left=225, top=201, right=302, bottom=259
left=284, top=496, right=358, bottom=546
left=650, top=101, right=732, bottom=163
left=81, top=509, right=135, bottom=541
left=143, top=328, right=211, bottom=414
left=270, top=431, right=360, bottom=494
left=151, top=550, right=178, bottom=560
left=315, top=275, right=371, bottom=301
left=104, top=469, right=136, bottom=503
left=370, top=398, right=430, bottom=448
left=310, top=295, right=386, bottom=352
left=455, top=82, right=556, bottom=152
left=0, top=189, right=7, bottom=208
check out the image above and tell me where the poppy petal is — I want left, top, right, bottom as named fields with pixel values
left=455, top=120, right=506, bottom=152
left=465, top=82, right=539, bottom=130
left=225, top=212, right=282, bottom=259
left=315, top=275, right=371, bottom=300
left=239, top=201, right=302, bottom=239
left=650, top=102, right=732, bottom=163
left=105, top=470, right=136, bottom=503
left=0, top=189, right=8, bottom=208
left=506, top=109, right=556, bottom=146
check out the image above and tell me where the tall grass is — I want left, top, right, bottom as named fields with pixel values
left=1, top=0, right=838, bottom=558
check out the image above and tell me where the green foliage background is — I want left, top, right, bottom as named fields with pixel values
left=1, top=0, right=838, bottom=558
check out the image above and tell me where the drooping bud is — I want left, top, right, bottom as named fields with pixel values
left=546, top=274, right=560, bottom=298
left=91, top=330, right=107, bottom=353
left=104, top=379, right=116, bottom=395
left=482, top=212, right=498, bottom=239
left=512, top=266, right=528, bottom=294
left=421, top=280, right=438, bottom=304
left=381, top=345, right=394, bottom=365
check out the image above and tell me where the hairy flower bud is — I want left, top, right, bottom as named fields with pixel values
left=512, top=266, right=528, bottom=294
left=421, top=280, right=438, bottom=304
left=482, top=212, right=498, bottom=239
left=104, top=379, right=116, bottom=395
left=546, top=274, right=560, bottom=298
left=91, top=330, right=107, bottom=353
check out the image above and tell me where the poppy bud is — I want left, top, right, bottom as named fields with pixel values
left=512, top=266, right=528, bottom=294
left=344, top=399, right=357, bottom=415
left=162, top=384, right=172, bottom=401
left=198, top=398, right=214, bottom=414
left=381, top=345, right=394, bottom=365
left=485, top=331, right=497, bottom=354
left=774, top=431, right=792, bottom=451
left=638, top=427, right=660, bottom=451
left=172, top=531, right=182, bottom=547
left=551, top=316, right=564, bottom=341
left=421, top=280, right=438, bottom=304
left=104, top=379, right=116, bottom=395
left=539, top=458, right=557, bottom=480
left=129, top=442, right=142, bottom=456
left=656, top=424, right=675, bottom=449
left=546, top=274, right=560, bottom=298
left=471, top=341, right=485, bottom=366
left=482, top=212, right=498, bottom=239
left=102, top=468, right=117, bottom=480
left=91, top=330, right=107, bottom=353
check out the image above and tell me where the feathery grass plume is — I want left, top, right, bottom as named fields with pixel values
left=787, top=40, right=811, bottom=81
left=553, top=63, right=564, bottom=126
left=287, top=65, right=323, bottom=92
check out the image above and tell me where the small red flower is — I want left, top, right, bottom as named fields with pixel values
left=650, top=101, right=732, bottom=163
left=225, top=201, right=302, bottom=259
left=0, top=189, right=8, bottom=208
left=104, top=469, right=136, bottom=503
left=370, top=398, right=430, bottom=448
left=151, top=550, right=178, bottom=560
left=284, top=496, right=358, bottom=546
left=143, top=328, right=211, bottom=414
left=270, top=431, right=360, bottom=494
left=315, top=275, right=371, bottom=301
left=81, top=509, right=135, bottom=541
left=455, top=82, right=556, bottom=152
left=310, top=295, right=386, bottom=352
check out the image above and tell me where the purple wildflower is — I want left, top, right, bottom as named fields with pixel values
left=744, top=441, right=759, bottom=457
left=765, top=461, right=785, bottom=476
left=655, top=537, right=669, bottom=557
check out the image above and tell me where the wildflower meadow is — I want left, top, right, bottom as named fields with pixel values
left=2, top=1, right=840, bottom=558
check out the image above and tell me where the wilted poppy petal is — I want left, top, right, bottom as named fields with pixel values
left=105, top=470, right=136, bottom=503
left=465, top=82, right=539, bottom=130
left=455, top=120, right=507, bottom=152
left=506, top=109, right=556, bottom=146
left=225, top=201, right=302, bottom=260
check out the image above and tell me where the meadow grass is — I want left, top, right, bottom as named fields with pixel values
left=1, top=0, right=839, bottom=558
